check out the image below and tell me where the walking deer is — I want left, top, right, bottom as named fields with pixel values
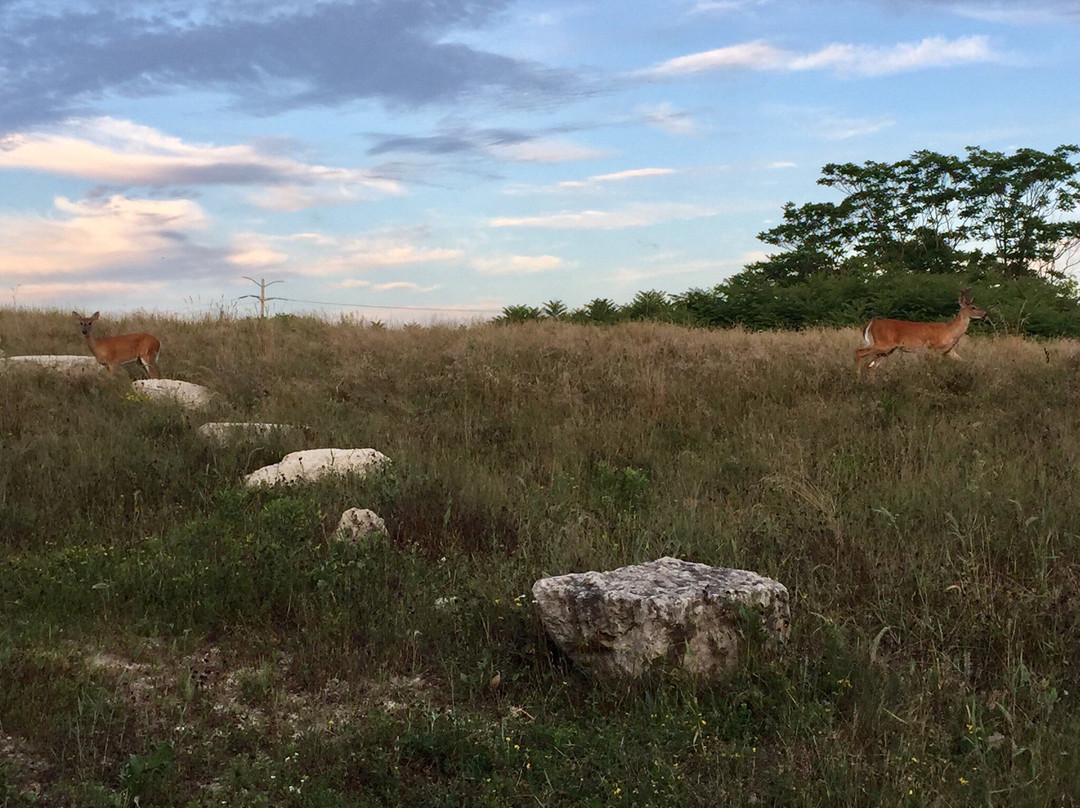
left=73, top=311, right=161, bottom=378
left=855, top=289, right=987, bottom=376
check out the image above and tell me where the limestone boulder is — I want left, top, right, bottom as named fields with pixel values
left=197, top=422, right=301, bottom=444
left=532, top=557, right=789, bottom=679
left=132, top=379, right=214, bottom=409
left=1, top=355, right=102, bottom=376
left=333, top=508, right=389, bottom=542
left=244, top=448, right=390, bottom=489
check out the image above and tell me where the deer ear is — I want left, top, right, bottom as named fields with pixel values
left=72, top=311, right=80, bottom=318
left=91, top=312, right=100, bottom=320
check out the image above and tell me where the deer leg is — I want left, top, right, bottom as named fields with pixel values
left=854, top=346, right=877, bottom=376
left=866, top=347, right=897, bottom=372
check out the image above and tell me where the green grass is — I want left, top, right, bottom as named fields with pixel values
left=3, top=309, right=1080, bottom=805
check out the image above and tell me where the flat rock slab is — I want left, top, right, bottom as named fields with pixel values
left=1, top=355, right=102, bottom=376
left=245, top=448, right=390, bottom=488
left=532, top=557, right=790, bottom=679
left=197, top=422, right=302, bottom=443
left=132, top=379, right=214, bottom=409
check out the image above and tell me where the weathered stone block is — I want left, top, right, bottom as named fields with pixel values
left=532, top=557, right=789, bottom=678
left=244, top=448, right=390, bottom=488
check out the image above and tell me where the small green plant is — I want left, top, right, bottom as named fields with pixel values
left=119, top=743, right=175, bottom=805
left=590, top=461, right=651, bottom=514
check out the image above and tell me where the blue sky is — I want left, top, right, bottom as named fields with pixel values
left=1, top=0, right=1078, bottom=321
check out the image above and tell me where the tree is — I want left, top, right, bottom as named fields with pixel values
left=755, top=201, right=857, bottom=281
left=962, top=145, right=1080, bottom=277
left=751, top=145, right=1080, bottom=282
left=574, top=298, right=621, bottom=324
left=624, top=290, right=674, bottom=321
left=497, top=304, right=541, bottom=323
left=541, top=300, right=569, bottom=320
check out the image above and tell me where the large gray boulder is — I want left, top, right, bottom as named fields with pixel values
left=532, top=557, right=789, bottom=678
left=244, top=448, right=390, bottom=488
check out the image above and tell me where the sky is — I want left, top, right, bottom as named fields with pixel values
left=1, top=0, right=1079, bottom=322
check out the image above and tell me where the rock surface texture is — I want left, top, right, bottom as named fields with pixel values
left=1, top=355, right=102, bottom=376
left=532, top=557, right=789, bottom=678
left=244, top=448, right=390, bottom=488
left=334, top=508, right=389, bottom=542
left=132, top=379, right=214, bottom=409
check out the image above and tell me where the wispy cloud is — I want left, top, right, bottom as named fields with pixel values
left=557, top=168, right=676, bottom=190
left=9, top=280, right=168, bottom=305
left=491, top=203, right=718, bottom=230
left=473, top=254, right=563, bottom=275
left=637, top=35, right=999, bottom=78
left=368, top=127, right=608, bottom=164
left=0, top=118, right=401, bottom=209
left=813, top=114, right=895, bottom=140
left=291, top=233, right=463, bottom=276
left=339, top=279, right=442, bottom=293
left=638, top=103, right=699, bottom=135
left=906, top=0, right=1078, bottom=26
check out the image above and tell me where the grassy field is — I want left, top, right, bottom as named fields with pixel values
left=2, top=309, right=1080, bottom=806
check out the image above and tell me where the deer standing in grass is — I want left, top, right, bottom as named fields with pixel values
left=73, top=311, right=161, bottom=378
left=855, top=288, right=987, bottom=376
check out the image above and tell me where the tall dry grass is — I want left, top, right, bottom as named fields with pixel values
left=2, top=310, right=1080, bottom=805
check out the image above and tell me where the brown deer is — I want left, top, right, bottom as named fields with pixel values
left=855, top=288, right=987, bottom=376
left=73, top=311, right=161, bottom=378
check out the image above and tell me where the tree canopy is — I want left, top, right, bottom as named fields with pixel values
left=752, top=145, right=1080, bottom=283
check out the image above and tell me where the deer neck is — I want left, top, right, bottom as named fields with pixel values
left=83, top=330, right=103, bottom=355
left=944, top=311, right=972, bottom=344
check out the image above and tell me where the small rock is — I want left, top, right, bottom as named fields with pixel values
left=333, top=507, right=388, bottom=542
left=244, top=448, right=390, bottom=488
left=532, top=557, right=789, bottom=679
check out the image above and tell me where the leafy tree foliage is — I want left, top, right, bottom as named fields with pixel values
left=756, top=145, right=1080, bottom=282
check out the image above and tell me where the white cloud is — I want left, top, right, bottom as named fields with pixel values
left=0, top=194, right=208, bottom=277
left=947, top=3, right=1068, bottom=26
left=639, top=40, right=787, bottom=76
left=810, top=114, right=895, bottom=140
left=488, top=138, right=612, bottom=163
left=292, top=234, right=463, bottom=276
left=490, top=203, right=718, bottom=230
left=227, top=234, right=289, bottom=267
left=637, top=35, right=998, bottom=78
left=473, top=254, right=562, bottom=275
left=638, top=103, right=698, bottom=135
left=338, top=279, right=441, bottom=293
left=0, top=117, right=402, bottom=209
left=9, top=280, right=167, bottom=304
left=557, top=168, right=676, bottom=190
